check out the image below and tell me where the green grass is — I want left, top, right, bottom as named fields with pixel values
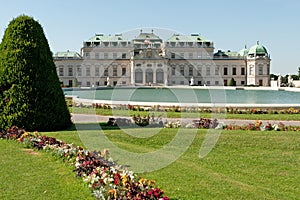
left=0, top=139, right=94, bottom=200
left=70, top=107, right=300, bottom=121
left=45, top=126, right=300, bottom=200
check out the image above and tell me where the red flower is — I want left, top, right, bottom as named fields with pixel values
left=114, top=173, right=121, bottom=185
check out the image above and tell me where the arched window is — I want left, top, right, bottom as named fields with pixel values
left=135, top=69, right=143, bottom=83
left=146, top=68, right=153, bottom=83
left=156, top=69, right=164, bottom=83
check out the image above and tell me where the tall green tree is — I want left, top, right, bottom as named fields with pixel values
left=0, top=15, right=72, bottom=131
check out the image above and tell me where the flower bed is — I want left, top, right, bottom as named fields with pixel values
left=80, top=102, right=300, bottom=115
left=163, top=118, right=300, bottom=131
left=0, top=126, right=169, bottom=200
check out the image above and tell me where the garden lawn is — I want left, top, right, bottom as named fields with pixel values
left=70, top=107, right=300, bottom=121
left=0, top=139, right=94, bottom=200
left=45, top=126, right=300, bottom=200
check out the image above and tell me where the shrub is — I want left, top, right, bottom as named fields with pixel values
left=0, top=15, right=72, bottom=131
left=228, top=78, right=236, bottom=86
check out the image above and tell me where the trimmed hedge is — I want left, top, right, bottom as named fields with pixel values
left=0, top=15, right=71, bottom=131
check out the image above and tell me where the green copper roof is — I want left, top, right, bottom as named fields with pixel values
left=225, top=51, right=240, bottom=57
left=239, top=46, right=249, bottom=56
left=248, top=41, right=268, bottom=55
left=87, top=34, right=129, bottom=42
left=166, top=34, right=211, bottom=42
left=53, top=51, right=82, bottom=58
left=133, top=32, right=162, bottom=43
left=214, top=50, right=240, bottom=58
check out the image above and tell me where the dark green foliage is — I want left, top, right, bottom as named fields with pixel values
left=0, top=15, right=72, bottom=131
left=228, top=78, right=236, bottom=86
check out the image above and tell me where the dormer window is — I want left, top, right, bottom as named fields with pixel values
left=103, top=42, right=109, bottom=47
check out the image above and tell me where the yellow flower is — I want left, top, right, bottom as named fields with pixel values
left=108, top=189, right=117, bottom=198
left=122, top=174, right=128, bottom=186
left=139, top=178, right=147, bottom=185
left=148, top=179, right=155, bottom=186
left=255, top=120, right=262, bottom=127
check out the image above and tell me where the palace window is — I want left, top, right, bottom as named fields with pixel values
left=104, top=68, right=108, bottom=76
left=172, top=67, right=176, bottom=75
left=189, top=66, right=193, bottom=76
left=180, top=66, right=184, bottom=76
left=171, top=53, right=175, bottom=59
left=95, top=53, right=99, bottom=59
left=113, top=53, right=117, bottom=59
left=122, top=53, right=126, bottom=59
left=232, top=67, right=236, bottom=75
left=122, top=68, right=126, bottom=76
left=68, top=67, right=73, bottom=76
left=206, top=67, right=210, bottom=76
left=215, top=66, right=219, bottom=75
left=188, top=53, right=193, bottom=59
left=259, top=66, right=263, bottom=75
left=77, top=67, right=82, bottom=76
left=104, top=53, right=108, bottom=59
left=113, top=67, right=117, bottom=76
left=197, top=67, right=202, bottom=76
left=249, top=66, right=254, bottom=75
left=86, top=67, right=91, bottom=76
left=59, top=67, right=64, bottom=76
left=241, top=67, right=245, bottom=75
left=224, top=67, right=228, bottom=75
left=95, top=67, right=99, bottom=76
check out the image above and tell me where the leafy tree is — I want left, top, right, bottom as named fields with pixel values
left=0, top=15, right=72, bottom=131
left=270, top=74, right=278, bottom=80
left=228, top=78, right=236, bottom=86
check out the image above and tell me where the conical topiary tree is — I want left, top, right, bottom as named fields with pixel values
left=0, top=15, right=72, bottom=131
left=228, top=78, right=236, bottom=86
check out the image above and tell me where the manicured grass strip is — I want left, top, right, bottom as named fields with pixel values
left=45, top=128, right=300, bottom=199
left=70, top=107, right=300, bottom=121
left=0, top=139, right=94, bottom=200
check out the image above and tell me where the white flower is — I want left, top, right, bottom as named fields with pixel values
left=215, top=123, right=224, bottom=130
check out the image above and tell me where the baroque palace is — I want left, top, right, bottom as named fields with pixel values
left=54, top=30, right=271, bottom=87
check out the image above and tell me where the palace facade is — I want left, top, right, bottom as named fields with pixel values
left=54, top=31, right=271, bottom=87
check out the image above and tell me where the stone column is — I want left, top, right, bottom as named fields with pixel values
left=164, top=68, right=168, bottom=86
left=143, top=69, right=146, bottom=85
left=130, top=58, right=135, bottom=85
left=153, top=68, right=156, bottom=84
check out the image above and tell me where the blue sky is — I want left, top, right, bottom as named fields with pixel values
left=0, top=0, right=299, bottom=75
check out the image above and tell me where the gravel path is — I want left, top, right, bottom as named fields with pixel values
left=71, top=113, right=300, bottom=126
